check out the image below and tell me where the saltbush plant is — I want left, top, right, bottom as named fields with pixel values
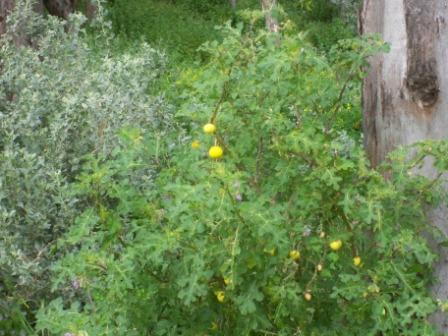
left=36, top=21, right=447, bottom=335
left=0, top=1, right=169, bottom=333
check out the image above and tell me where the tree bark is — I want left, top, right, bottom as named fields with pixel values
left=229, top=0, right=236, bottom=11
left=0, top=0, right=15, bottom=35
left=43, top=0, right=75, bottom=19
left=0, top=0, right=74, bottom=39
left=85, top=0, right=96, bottom=19
left=361, top=0, right=448, bottom=332
left=261, top=0, right=279, bottom=33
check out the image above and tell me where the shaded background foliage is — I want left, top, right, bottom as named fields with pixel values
left=106, top=0, right=360, bottom=62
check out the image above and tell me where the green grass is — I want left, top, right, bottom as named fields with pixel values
left=107, top=0, right=233, bottom=63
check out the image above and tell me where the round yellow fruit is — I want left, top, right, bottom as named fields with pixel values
left=304, top=292, right=312, bottom=301
left=289, top=250, right=301, bottom=261
left=209, top=146, right=223, bottom=159
left=264, top=248, right=276, bottom=256
left=203, top=123, right=216, bottom=134
left=329, top=240, right=342, bottom=251
left=191, top=140, right=201, bottom=149
left=353, top=256, right=362, bottom=267
left=215, top=290, right=225, bottom=303
left=317, top=263, right=323, bottom=272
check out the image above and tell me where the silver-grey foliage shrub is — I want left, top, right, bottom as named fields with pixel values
left=0, top=1, right=170, bottom=333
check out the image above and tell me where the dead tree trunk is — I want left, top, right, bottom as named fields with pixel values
left=261, top=0, right=279, bottom=33
left=0, top=0, right=15, bottom=35
left=85, top=0, right=96, bottom=19
left=361, top=0, right=448, bottom=332
left=43, top=0, right=75, bottom=19
left=1, top=0, right=74, bottom=39
left=229, top=0, right=236, bottom=11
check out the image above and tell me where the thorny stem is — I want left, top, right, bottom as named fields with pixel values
left=221, top=184, right=246, bottom=289
left=210, top=68, right=233, bottom=124
left=391, top=261, right=415, bottom=294
left=253, top=137, right=264, bottom=193
left=305, top=248, right=328, bottom=291
left=325, top=71, right=356, bottom=132
left=419, top=171, right=444, bottom=195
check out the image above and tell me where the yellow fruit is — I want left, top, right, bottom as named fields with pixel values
left=367, top=283, right=380, bottom=293
left=224, top=277, right=232, bottom=286
left=208, top=146, right=223, bottom=159
left=329, top=240, right=342, bottom=251
left=210, top=322, right=218, bottom=331
left=289, top=250, right=301, bottom=261
left=353, top=256, right=362, bottom=267
left=203, top=123, right=216, bottom=134
left=317, top=264, right=323, bottom=272
left=304, top=292, right=312, bottom=301
left=264, top=247, right=276, bottom=256
left=215, top=290, right=225, bottom=303
left=99, top=206, right=108, bottom=221
left=191, top=140, right=201, bottom=149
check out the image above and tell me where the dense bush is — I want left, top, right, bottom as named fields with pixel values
left=289, top=0, right=359, bottom=51
left=0, top=1, right=169, bottom=333
left=35, top=22, right=447, bottom=335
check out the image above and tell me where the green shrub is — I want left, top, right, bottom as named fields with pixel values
left=36, top=22, right=446, bottom=335
left=304, top=18, right=356, bottom=52
left=0, top=1, right=169, bottom=333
